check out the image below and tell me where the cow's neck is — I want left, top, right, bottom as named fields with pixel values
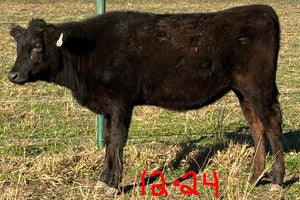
left=52, top=21, right=99, bottom=91
left=53, top=51, right=90, bottom=95
left=50, top=19, right=110, bottom=109
left=52, top=49, right=110, bottom=113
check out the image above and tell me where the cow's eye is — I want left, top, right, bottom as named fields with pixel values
left=32, top=45, right=42, bottom=53
left=31, top=44, right=43, bottom=60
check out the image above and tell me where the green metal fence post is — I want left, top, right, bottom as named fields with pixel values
left=96, top=0, right=106, bottom=15
left=96, top=0, right=106, bottom=148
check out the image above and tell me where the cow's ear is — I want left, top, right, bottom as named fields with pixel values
left=10, top=25, right=25, bottom=40
left=28, top=18, right=47, bottom=33
left=61, top=35, right=96, bottom=55
left=43, top=24, right=58, bottom=41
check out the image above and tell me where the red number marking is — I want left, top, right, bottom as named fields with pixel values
left=141, top=170, right=168, bottom=196
left=179, top=170, right=199, bottom=195
left=141, top=170, right=146, bottom=196
left=202, top=171, right=219, bottom=198
left=150, top=170, right=168, bottom=196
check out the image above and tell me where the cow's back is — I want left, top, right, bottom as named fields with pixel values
left=118, top=5, right=280, bottom=110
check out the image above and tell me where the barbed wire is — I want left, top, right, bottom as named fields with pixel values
left=0, top=132, right=235, bottom=143
left=0, top=21, right=65, bottom=25
left=0, top=134, right=197, bottom=143
left=1, top=129, right=297, bottom=144
left=0, top=91, right=299, bottom=104
left=0, top=99, right=73, bottom=103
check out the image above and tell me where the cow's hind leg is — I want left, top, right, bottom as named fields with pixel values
left=235, top=91, right=266, bottom=184
left=256, top=99, right=285, bottom=186
left=234, top=86, right=285, bottom=186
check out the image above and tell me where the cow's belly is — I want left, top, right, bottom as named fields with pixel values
left=144, top=68, right=231, bottom=111
left=137, top=29, right=233, bottom=111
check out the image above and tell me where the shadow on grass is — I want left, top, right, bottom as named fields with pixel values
left=120, top=127, right=244, bottom=193
left=223, top=129, right=300, bottom=188
left=121, top=128, right=300, bottom=193
left=226, top=129, right=300, bottom=153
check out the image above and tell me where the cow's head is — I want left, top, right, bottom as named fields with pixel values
left=8, top=19, right=61, bottom=84
left=8, top=18, right=96, bottom=85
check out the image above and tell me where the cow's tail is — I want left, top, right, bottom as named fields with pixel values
left=271, top=7, right=280, bottom=71
left=269, top=7, right=281, bottom=98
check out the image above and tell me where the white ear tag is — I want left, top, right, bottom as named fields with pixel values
left=56, top=33, right=63, bottom=47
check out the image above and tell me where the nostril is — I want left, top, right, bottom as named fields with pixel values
left=12, top=73, right=18, bottom=80
left=8, top=71, right=19, bottom=81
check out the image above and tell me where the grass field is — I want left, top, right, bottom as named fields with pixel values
left=0, top=0, right=299, bottom=199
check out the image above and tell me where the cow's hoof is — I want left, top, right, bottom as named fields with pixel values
left=105, top=187, right=119, bottom=196
left=269, top=184, right=282, bottom=191
left=249, top=173, right=261, bottom=185
left=263, top=171, right=273, bottom=181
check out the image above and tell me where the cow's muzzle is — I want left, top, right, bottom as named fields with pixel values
left=7, top=71, right=27, bottom=85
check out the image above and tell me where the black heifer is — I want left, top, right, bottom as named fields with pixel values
left=8, top=5, right=284, bottom=194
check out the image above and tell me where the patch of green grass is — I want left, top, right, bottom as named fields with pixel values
left=285, top=153, right=300, bottom=174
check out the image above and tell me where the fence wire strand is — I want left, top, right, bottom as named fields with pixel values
left=0, top=91, right=299, bottom=143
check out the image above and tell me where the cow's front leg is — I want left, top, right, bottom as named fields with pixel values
left=100, top=103, right=133, bottom=194
left=99, top=115, right=112, bottom=185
